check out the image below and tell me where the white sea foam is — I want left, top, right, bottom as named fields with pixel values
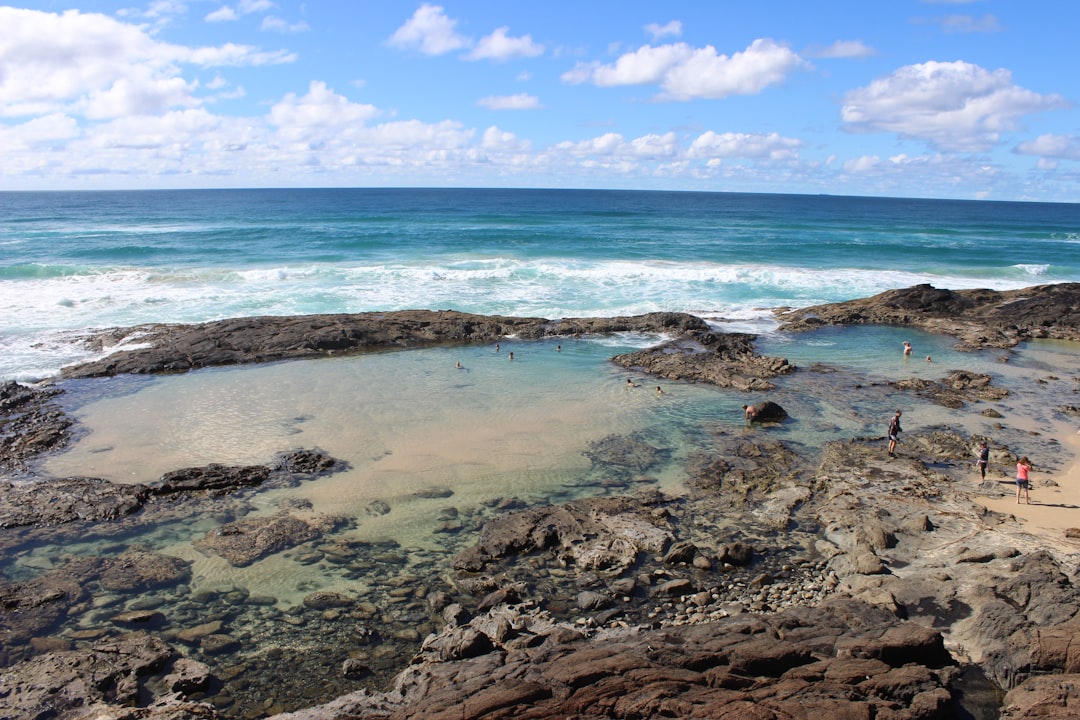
left=1013, top=263, right=1050, bottom=276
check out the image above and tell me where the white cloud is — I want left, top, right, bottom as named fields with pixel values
left=806, top=40, right=875, bottom=59
left=468, top=27, right=544, bottom=61
left=937, top=14, right=1002, bottom=33
left=481, top=126, right=530, bottom=152
left=477, top=94, right=542, bottom=110
left=0, top=8, right=295, bottom=119
left=843, top=155, right=881, bottom=173
left=644, top=21, right=682, bottom=41
left=269, top=81, right=379, bottom=133
left=841, top=60, right=1069, bottom=152
left=261, top=16, right=311, bottom=33
left=205, top=6, right=238, bottom=22
left=563, top=39, right=807, bottom=101
left=387, top=4, right=470, bottom=56
left=239, top=0, right=272, bottom=12
left=1015, top=134, right=1080, bottom=162
left=689, top=131, right=803, bottom=160
left=206, top=0, right=272, bottom=22
left=0, top=113, right=81, bottom=152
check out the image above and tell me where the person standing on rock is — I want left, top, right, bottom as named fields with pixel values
left=975, top=441, right=990, bottom=479
left=1016, top=456, right=1033, bottom=504
left=887, top=410, right=902, bottom=457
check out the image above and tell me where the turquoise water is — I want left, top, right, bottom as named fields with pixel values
left=2, top=188, right=1078, bottom=381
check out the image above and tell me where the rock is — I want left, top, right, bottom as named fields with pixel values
left=583, top=434, right=664, bottom=473
left=155, top=463, right=271, bottom=495
left=274, top=448, right=339, bottom=474
left=302, top=591, right=355, bottom=610
left=0, top=381, right=72, bottom=469
left=745, top=400, right=789, bottom=424
left=0, top=476, right=149, bottom=528
left=193, top=512, right=325, bottom=567
left=163, top=657, right=213, bottom=693
left=0, top=633, right=178, bottom=718
left=452, top=494, right=676, bottom=574
left=60, top=311, right=715, bottom=379
left=718, top=542, right=754, bottom=566
left=776, top=283, right=1080, bottom=349
left=611, top=331, right=793, bottom=390
left=99, top=549, right=192, bottom=592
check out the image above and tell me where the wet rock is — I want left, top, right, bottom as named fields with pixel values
left=303, top=591, right=355, bottom=610
left=583, top=433, right=664, bottom=472
left=611, top=331, right=793, bottom=390
left=718, top=542, right=754, bottom=566
left=745, top=400, right=789, bottom=424
left=61, top=311, right=715, bottom=378
left=0, top=633, right=180, bottom=718
left=155, top=463, right=271, bottom=495
left=98, top=548, right=192, bottom=592
left=776, top=282, right=1080, bottom=349
left=163, top=657, right=213, bottom=693
left=452, top=494, right=675, bottom=574
left=892, top=372, right=1008, bottom=408
left=274, top=448, right=339, bottom=474
left=193, top=512, right=325, bottom=567
left=0, top=381, right=72, bottom=469
left=0, top=475, right=150, bottom=528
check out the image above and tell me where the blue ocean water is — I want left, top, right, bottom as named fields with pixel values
left=2, top=188, right=1078, bottom=381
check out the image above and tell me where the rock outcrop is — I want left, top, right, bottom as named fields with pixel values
left=611, top=331, right=793, bottom=390
left=61, top=311, right=711, bottom=378
left=776, top=282, right=1080, bottom=349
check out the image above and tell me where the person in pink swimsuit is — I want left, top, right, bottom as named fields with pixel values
left=1015, top=456, right=1032, bottom=504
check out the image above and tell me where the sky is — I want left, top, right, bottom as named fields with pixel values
left=1, top=1, right=1079, bottom=201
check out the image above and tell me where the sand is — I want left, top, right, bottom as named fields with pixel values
left=975, top=430, right=1080, bottom=540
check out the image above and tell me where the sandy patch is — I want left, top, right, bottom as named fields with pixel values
left=975, top=430, right=1080, bottom=539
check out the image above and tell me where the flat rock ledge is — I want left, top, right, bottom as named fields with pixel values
left=61, top=311, right=709, bottom=378
left=273, top=598, right=957, bottom=720
left=775, top=282, right=1080, bottom=349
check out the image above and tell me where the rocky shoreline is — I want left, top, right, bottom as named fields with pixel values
left=1, top=283, right=1080, bottom=719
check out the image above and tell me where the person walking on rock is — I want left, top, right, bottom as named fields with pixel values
left=975, top=441, right=990, bottom=479
left=1016, top=456, right=1033, bottom=504
left=887, top=410, right=902, bottom=457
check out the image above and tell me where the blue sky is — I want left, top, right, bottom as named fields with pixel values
left=2, top=1, right=1079, bottom=201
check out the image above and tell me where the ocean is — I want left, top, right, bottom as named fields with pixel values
left=4, top=189, right=1080, bottom=716
left=2, top=188, right=1079, bottom=382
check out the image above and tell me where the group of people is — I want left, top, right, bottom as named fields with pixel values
left=888, top=409, right=1035, bottom=504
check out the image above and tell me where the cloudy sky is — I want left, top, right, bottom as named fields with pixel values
left=2, top=1, right=1078, bottom=200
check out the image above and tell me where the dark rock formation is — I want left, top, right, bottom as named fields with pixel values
left=452, top=494, right=676, bottom=574
left=155, top=463, right=271, bottom=496
left=192, top=511, right=341, bottom=567
left=745, top=400, right=788, bottom=423
left=776, top=282, right=1080, bottom=349
left=612, top=332, right=793, bottom=390
left=0, top=475, right=149, bottom=527
left=61, top=311, right=711, bottom=378
left=269, top=599, right=957, bottom=720
left=0, top=633, right=217, bottom=719
left=891, top=371, right=1009, bottom=409
left=0, top=551, right=189, bottom=667
left=0, top=380, right=72, bottom=470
